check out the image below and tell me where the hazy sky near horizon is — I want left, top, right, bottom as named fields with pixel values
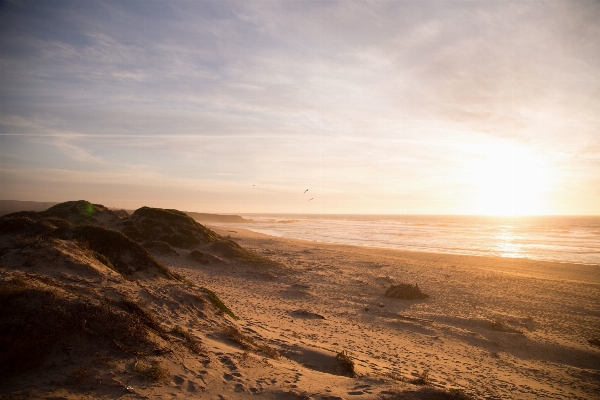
left=1, top=0, right=599, bottom=215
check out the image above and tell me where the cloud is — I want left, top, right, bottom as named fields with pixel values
left=0, top=0, right=599, bottom=213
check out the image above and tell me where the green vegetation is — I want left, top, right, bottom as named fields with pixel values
left=127, top=206, right=220, bottom=246
left=0, top=277, right=162, bottom=375
left=0, top=213, right=71, bottom=236
left=122, top=225, right=142, bottom=240
left=159, top=232, right=199, bottom=247
left=43, top=200, right=99, bottom=223
left=133, top=360, right=170, bottom=382
left=54, top=225, right=180, bottom=280
left=201, top=287, right=238, bottom=319
left=74, top=240, right=117, bottom=272
left=94, top=251, right=116, bottom=271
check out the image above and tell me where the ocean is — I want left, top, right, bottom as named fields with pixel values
left=224, top=215, right=600, bottom=265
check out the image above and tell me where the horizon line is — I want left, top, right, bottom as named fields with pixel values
left=1, top=199, right=598, bottom=217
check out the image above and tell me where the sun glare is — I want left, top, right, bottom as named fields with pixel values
left=468, top=143, right=553, bottom=216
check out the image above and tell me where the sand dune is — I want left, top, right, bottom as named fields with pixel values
left=1, top=201, right=598, bottom=399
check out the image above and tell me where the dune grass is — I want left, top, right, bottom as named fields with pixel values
left=222, top=326, right=279, bottom=359
left=170, top=325, right=207, bottom=356
left=201, top=287, right=238, bottom=319
left=336, top=350, right=356, bottom=377
left=0, top=277, right=164, bottom=375
left=133, top=360, right=170, bottom=382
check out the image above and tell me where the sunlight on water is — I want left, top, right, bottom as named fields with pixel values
left=495, top=231, right=524, bottom=259
left=225, top=215, right=600, bottom=265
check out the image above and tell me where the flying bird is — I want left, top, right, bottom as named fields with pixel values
left=308, top=198, right=313, bottom=201
left=304, top=189, right=309, bottom=193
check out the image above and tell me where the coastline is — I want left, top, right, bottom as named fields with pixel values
left=219, top=214, right=600, bottom=266
left=3, top=206, right=598, bottom=399
left=222, top=225, right=600, bottom=276
left=188, top=225, right=600, bottom=399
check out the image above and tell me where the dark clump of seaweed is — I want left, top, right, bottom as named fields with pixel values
left=336, top=350, right=356, bottom=377
left=385, top=283, right=429, bottom=300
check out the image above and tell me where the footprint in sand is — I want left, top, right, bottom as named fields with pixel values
left=187, top=380, right=202, bottom=392
left=234, top=383, right=245, bottom=392
left=173, top=375, right=185, bottom=386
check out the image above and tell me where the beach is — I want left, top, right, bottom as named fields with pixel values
left=172, top=226, right=600, bottom=399
left=3, top=1, right=599, bottom=398
left=1, top=205, right=599, bottom=400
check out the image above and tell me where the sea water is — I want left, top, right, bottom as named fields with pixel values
left=225, top=215, right=600, bottom=265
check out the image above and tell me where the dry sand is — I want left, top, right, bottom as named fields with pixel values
left=171, top=226, right=599, bottom=400
left=2, top=216, right=599, bottom=399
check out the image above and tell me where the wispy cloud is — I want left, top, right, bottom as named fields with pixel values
left=1, top=0, right=599, bottom=213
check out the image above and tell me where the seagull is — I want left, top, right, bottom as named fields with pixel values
left=304, top=189, right=309, bottom=193
left=308, top=198, right=313, bottom=201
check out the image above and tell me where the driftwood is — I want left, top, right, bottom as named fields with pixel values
left=385, top=283, right=429, bottom=300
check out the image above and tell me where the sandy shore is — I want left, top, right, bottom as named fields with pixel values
left=171, top=226, right=600, bottom=400
left=2, top=207, right=599, bottom=400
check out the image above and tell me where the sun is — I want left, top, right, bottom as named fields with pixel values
left=467, top=143, right=553, bottom=216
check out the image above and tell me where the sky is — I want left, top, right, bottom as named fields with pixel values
left=1, top=0, right=599, bottom=215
